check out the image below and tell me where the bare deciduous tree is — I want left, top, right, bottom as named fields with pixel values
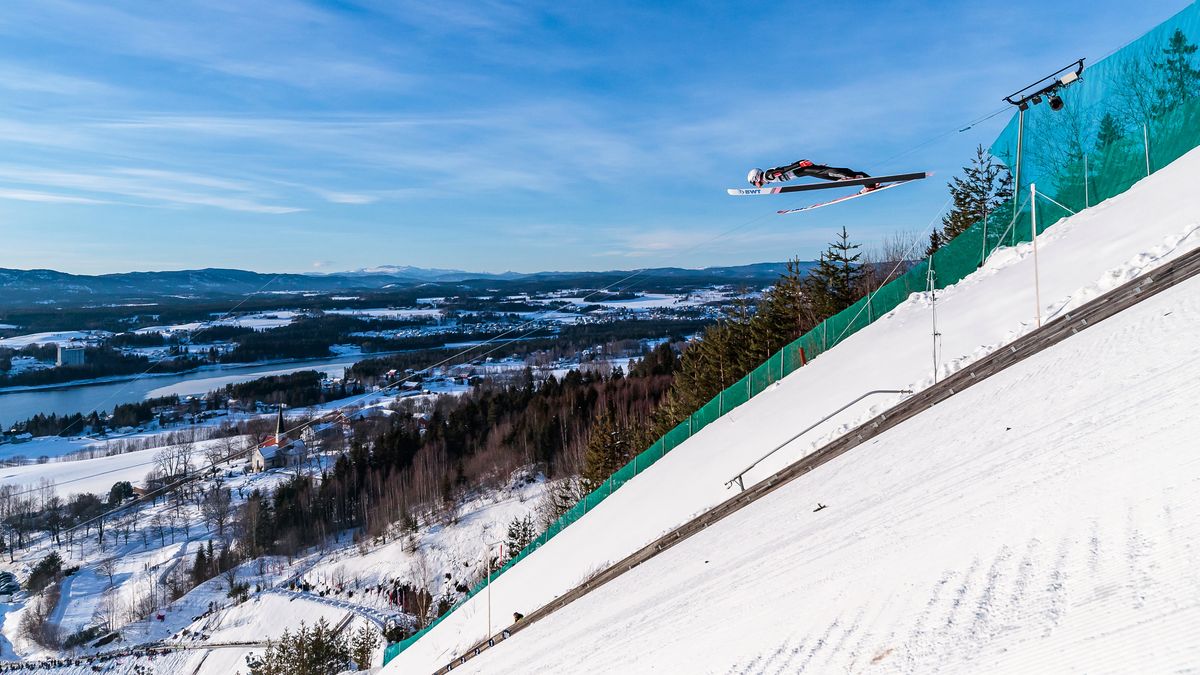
left=98, top=557, right=118, bottom=587
left=202, top=487, right=234, bottom=539
left=408, top=549, right=435, bottom=629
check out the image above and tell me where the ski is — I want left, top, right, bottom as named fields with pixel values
left=776, top=179, right=915, bottom=215
left=727, top=171, right=929, bottom=196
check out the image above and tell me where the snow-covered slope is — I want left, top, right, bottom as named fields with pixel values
left=457, top=248, right=1200, bottom=674
left=386, top=147, right=1200, bottom=671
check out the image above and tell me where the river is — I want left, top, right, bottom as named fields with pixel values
left=0, top=354, right=371, bottom=428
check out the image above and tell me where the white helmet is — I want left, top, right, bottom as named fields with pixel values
left=747, top=168, right=765, bottom=186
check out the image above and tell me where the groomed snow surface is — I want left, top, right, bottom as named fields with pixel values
left=387, top=146, right=1200, bottom=672
left=458, top=228, right=1200, bottom=675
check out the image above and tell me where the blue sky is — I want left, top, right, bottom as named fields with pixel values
left=0, top=0, right=1187, bottom=275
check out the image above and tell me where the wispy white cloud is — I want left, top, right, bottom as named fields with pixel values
left=589, top=226, right=824, bottom=260
left=0, top=166, right=301, bottom=214
left=311, top=189, right=379, bottom=205
left=0, top=64, right=119, bottom=96
left=0, top=0, right=415, bottom=92
left=0, top=188, right=111, bottom=205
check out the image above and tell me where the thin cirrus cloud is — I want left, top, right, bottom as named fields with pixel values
left=0, top=165, right=302, bottom=214
left=0, top=0, right=414, bottom=92
left=0, top=64, right=119, bottom=97
left=0, top=188, right=111, bottom=205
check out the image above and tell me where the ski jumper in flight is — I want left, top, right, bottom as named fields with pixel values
left=747, top=160, right=877, bottom=189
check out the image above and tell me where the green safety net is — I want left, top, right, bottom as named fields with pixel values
left=991, top=1, right=1200, bottom=240
left=384, top=3, right=1200, bottom=664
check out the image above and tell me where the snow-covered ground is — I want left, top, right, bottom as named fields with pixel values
left=454, top=235, right=1200, bottom=675
left=0, top=439, right=348, bottom=667
left=144, top=363, right=355, bottom=399
left=0, top=331, right=112, bottom=348
left=385, top=143, right=1200, bottom=671
left=284, top=472, right=545, bottom=629
left=0, top=445, right=164, bottom=496
left=531, top=292, right=697, bottom=310
left=325, top=307, right=443, bottom=319
left=134, top=312, right=301, bottom=335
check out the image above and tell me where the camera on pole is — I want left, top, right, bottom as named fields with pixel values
left=1005, top=59, right=1085, bottom=112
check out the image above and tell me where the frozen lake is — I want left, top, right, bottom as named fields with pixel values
left=0, top=354, right=367, bottom=428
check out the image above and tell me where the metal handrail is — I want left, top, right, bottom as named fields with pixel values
left=725, top=389, right=913, bottom=491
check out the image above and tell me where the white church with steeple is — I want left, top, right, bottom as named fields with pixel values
left=251, top=405, right=308, bottom=472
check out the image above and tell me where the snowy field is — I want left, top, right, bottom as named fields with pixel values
left=531, top=292, right=686, bottom=310
left=325, top=307, right=443, bottom=319
left=0, top=331, right=112, bottom=348
left=385, top=144, right=1200, bottom=671
left=134, top=312, right=301, bottom=335
left=144, top=362, right=355, bottom=399
left=455, top=238, right=1200, bottom=675
left=0, top=435, right=102, bottom=463
left=0, top=438, right=234, bottom=497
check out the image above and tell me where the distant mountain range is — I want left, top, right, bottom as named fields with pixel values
left=337, top=265, right=524, bottom=281
left=0, top=262, right=812, bottom=309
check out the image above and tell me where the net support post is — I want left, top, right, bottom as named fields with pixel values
left=1031, top=182, right=1043, bottom=328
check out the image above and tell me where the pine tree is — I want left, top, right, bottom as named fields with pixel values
left=249, top=618, right=350, bottom=675
left=747, top=259, right=815, bottom=364
left=1094, top=112, right=1124, bottom=152
left=581, top=406, right=632, bottom=491
left=192, top=548, right=209, bottom=585
left=938, top=145, right=1013, bottom=245
left=804, top=226, right=866, bottom=318
left=925, top=229, right=946, bottom=257
left=504, top=514, right=537, bottom=561
left=350, top=625, right=379, bottom=670
left=1154, top=28, right=1200, bottom=115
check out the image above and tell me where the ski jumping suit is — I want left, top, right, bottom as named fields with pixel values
left=762, top=160, right=872, bottom=185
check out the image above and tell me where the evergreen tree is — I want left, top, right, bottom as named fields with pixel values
left=1154, top=28, right=1200, bottom=115
left=504, top=514, right=538, bottom=561
left=747, top=259, right=815, bottom=364
left=191, top=548, right=209, bottom=585
left=581, top=406, right=633, bottom=491
left=938, top=145, right=1013, bottom=245
left=26, top=551, right=63, bottom=593
left=248, top=618, right=350, bottom=675
left=654, top=317, right=742, bottom=427
left=1094, top=111, right=1124, bottom=152
left=350, top=626, right=379, bottom=670
left=804, top=226, right=866, bottom=318
left=925, top=229, right=946, bottom=257
left=107, top=481, right=134, bottom=507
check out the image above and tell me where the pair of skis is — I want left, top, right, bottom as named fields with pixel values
left=727, top=171, right=930, bottom=214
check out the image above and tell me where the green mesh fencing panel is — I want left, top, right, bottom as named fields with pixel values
left=662, top=421, right=687, bottom=452
left=383, top=6, right=1200, bottom=664
left=990, top=2, right=1200, bottom=240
